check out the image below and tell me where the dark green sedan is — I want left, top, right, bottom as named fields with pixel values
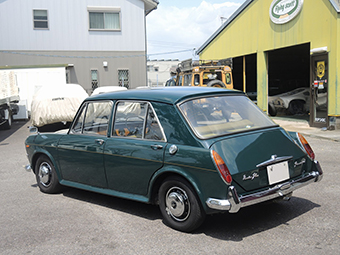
left=25, top=87, right=323, bottom=232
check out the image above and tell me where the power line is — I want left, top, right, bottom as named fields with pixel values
left=148, top=49, right=193, bottom=56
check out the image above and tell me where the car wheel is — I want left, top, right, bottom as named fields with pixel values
left=2, top=109, right=12, bottom=130
left=35, top=156, right=62, bottom=194
left=288, top=100, right=304, bottom=115
left=206, top=80, right=226, bottom=88
left=268, top=103, right=277, bottom=116
left=158, top=176, right=205, bottom=232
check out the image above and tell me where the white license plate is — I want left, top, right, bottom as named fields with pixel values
left=267, top=161, right=290, bottom=185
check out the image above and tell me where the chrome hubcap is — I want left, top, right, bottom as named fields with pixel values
left=165, top=187, right=190, bottom=221
left=38, top=162, right=52, bottom=187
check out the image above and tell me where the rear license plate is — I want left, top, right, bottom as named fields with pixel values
left=267, top=161, right=289, bottom=185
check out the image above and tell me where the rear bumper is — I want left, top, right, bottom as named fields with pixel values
left=206, top=161, right=323, bottom=213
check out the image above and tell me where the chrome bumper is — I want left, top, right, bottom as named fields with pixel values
left=206, top=161, right=323, bottom=213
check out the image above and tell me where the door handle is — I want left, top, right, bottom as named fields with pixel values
left=95, top=139, right=105, bottom=145
left=151, top=144, right=163, bottom=150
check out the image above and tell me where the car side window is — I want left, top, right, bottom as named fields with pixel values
left=183, top=74, right=192, bottom=86
left=145, top=106, right=165, bottom=141
left=178, top=76, right=183, bottom=86
left=113, top=101, right=165, bottom=141
left=83, top=101, right=113, bottom=136
left=194, top=74, right=200, bottom=85
left=113, top=101, right=147, bottom=138
left=71, top=104, right=87, bottom=134
left=70, top=101, right=112, bottom=136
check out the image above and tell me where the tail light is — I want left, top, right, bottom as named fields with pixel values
left=297, top=133, right=315, bottom=160
left=212, top=150, right=232, bottom=184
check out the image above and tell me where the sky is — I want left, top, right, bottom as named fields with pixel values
left=146, top=0, right=246, bottom=61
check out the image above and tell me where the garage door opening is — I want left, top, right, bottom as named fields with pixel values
left=267, top=43, right=310, bottom=118
left=232, top=54, right=257, bottom=101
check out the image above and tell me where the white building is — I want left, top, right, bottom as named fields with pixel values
left=147, top=59, right=180, bottom=86
left=0, top=0, right=158, bottom=93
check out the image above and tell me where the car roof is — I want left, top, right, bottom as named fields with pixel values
left=86, top=87, right=244, bottom=105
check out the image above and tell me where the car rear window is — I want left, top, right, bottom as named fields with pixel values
left=178, top=95, right=276, bottom=139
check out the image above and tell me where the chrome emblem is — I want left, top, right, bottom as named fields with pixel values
left=294, top=158, right=306, bottom=167
left=169, top=144, right=178, bottom=155
left=243, top=172, right=259, bottom=181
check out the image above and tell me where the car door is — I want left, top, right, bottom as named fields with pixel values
left=104, top=101, right=166, bottom=195
left=57, top=101, right=113, bottom=188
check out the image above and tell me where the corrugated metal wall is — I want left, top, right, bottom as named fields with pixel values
left=199, top=0, right=340, bottom=116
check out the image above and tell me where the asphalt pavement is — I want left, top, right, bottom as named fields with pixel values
left=1, top=120, right=339, bottom=254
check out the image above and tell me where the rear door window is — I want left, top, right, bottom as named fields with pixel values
left=112, top=101, right=165, bottom=141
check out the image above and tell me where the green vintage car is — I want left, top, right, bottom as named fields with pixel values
left=25, top=87, right=323, bottom=232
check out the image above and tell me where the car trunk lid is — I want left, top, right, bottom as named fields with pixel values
left=210, top=127, right=307, bottom=192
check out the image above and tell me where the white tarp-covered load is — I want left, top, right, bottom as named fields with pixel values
left=31, top=84, right=88, bottom=127
left=0, top=70, right=19, bottom=104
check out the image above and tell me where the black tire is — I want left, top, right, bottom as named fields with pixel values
left=3, top=110, right=12, bottom=130
left=268, top=103, right=277, bottom=116
left=158, top=176, right=205, bottom=232
left=288, top=100, right=304, bottom=115
left=35, top=155, right=62, bottom=194
left=206, top=80, right=226, bottom=88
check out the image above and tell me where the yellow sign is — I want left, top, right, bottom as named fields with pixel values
left=317, top=61, right=325, bottom=79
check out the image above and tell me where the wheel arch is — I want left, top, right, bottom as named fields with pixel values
left=289, top=99, right=306, bottom=104
left=31, top=151, right=62, bottom=181
left=288, top=99, right=306, bottom=108
left=148, top=167, right=205, bottom=208
left=288, top=99, right=306, bottom=114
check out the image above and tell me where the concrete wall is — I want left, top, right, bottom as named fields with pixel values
left=0, top=50, right=147, bottom=93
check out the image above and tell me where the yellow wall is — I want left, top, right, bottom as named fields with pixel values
left=200, top=0, right=340, bottom=115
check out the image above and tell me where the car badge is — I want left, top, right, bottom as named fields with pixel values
left=243, top=172, right=259, bottom=181
left=294, top=158, right=306, bottom=167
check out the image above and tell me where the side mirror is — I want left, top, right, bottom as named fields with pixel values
left=28, top=126, right=38, bottom=133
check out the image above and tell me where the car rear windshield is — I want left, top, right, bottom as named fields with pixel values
left=178, top=95, right=276, bottom=139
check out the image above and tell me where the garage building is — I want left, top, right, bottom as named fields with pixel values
left=197, top=0, right=340, bottom=129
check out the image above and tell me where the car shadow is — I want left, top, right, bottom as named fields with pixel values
left=60, top=186, right=319, bottom=238
left=62, top=187, right=161, bottom=221
left=0, top=120, right=29, bottom=143
left=197, top=197, right=320, bottom=240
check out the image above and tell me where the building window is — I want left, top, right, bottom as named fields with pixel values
left=88, top=7, right=121, bottom=31
left=118, top=69, right=129, bottom=88
left=91, top=70, right=99, bottom=91
left=33, top=10, right=48, bottom=29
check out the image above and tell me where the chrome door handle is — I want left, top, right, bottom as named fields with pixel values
left=151, top=144, right=163, bottom=150
left=95, top=139, right=105, bottom=145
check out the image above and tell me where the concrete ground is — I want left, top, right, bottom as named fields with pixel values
left=272, top=117, right=340, bottom=142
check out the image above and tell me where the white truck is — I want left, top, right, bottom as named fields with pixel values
left=0, top=70, right=19, bottom=129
